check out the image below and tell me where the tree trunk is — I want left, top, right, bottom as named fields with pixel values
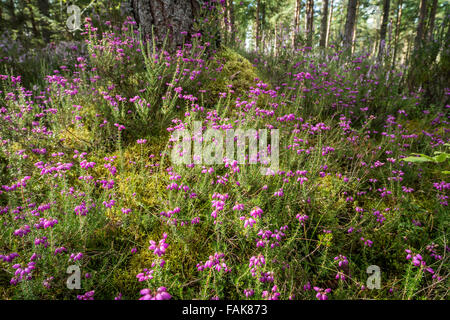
left=227, top=0, right=235, bottom=43
left=427, top=0, right=438, bottom=41
left=273, top=21, right=279, bottom=57
left=351, top=2, right=359, bottom=53
left=221, top=2, right=227, bottom=43
left=305, top=0, right=314, bottom=47
left=292, top=0, right=301, bottom=48
left=343, top=0, right=358, bottom=49
left=261, top=2, right=266, bottom=52
left=326, top=0, right=334, bottom=47
left=274, top=22, right=278, bottom=56
left=130, top=0, right=201, bottom=49
left=256, top=0, right=260, bottom=50
left=391, top=0, right=403, bottom=68
left=414, top=0, right=428, bottom=52
left=405, top=34, right=414, bottom=65
left=320, top=0, right=329, bottom=47
left=222, top=0, right=235, bottom=45
left=377, top=0, right=390, bottom=61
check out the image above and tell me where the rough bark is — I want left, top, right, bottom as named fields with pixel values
left=378, top=0, right=391, bottom=61
left=305, top=0, right=314, bottom=47
left=414, top=0, right=428, bottom=51
left=130, top=0, right=201, bottom=49
left=343, top=0, right=358, bottom=49
left=320, top=0, right=329, bottom=47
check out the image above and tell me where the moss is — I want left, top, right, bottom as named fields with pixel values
left=203, top=46, right=259, bottom=105
left=58, top=124, right=95, bottom=151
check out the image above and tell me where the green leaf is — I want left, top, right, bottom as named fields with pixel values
left=433, top=153, right=448, bottom=163
left=401, top=156, right=432, bottom=163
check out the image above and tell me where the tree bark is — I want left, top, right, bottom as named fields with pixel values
left=414, top=0, right=428, bottom=51
left=227, top=0, right=235, bottom=43
left=351, top=1, right=358, bottom=53
left=261, top=2, right=266, bottom=52
left=377, top=0, right=390, bottom=61
left=326, top=0, right=334, bottom=47
left=292, top=0, right=301, bottom=48
left=427, top=0, right=438, bottom=41
left=274, top=22, right=278, bottom=56
left=391, top=0, right=403, bottom=68
left=305, top=0, right=314, bottom=47
left=130, top=0, right=201, bottom=49
left=343, top=0, right=358, bottom=50
left=405, top=34, right=414, bottom=66
left=320, top=0, right=329, bottom=47
left=256, top=0, right=260, bottom=50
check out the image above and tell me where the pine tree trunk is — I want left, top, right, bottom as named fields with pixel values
left=130, top=0, right=201, bottom=49
left=326, top=0, right=334, bottom=47
left=275, top=22, right=279, bottom=56
left=292, top=0, right=301, bottom=48
left=305, top=0, right=314, bottom=47
left=378, top=0, right=391, bottom=61
left=427, top=0, right=438, bottom=41
left=351, top=2, right=358, bottom=53
left=256, top=0, right=260, bottom=50
left=320, top=0, right=329, bottom=47
left=343, top=0, right=358, bottom=49
left=261, top=2, right=266, bottom=52
left=227, top=0, right=235, bottom=43
left=391, top=0, right=403, bottom=68
left=414, top=0, right=428, bottom=51
left=221, top=2, right=227, bottom=43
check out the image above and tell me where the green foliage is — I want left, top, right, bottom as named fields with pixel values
left=401, top=144, right=450, bottom=174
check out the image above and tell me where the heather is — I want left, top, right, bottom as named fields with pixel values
left=0, top=1, right=449, bottom=301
